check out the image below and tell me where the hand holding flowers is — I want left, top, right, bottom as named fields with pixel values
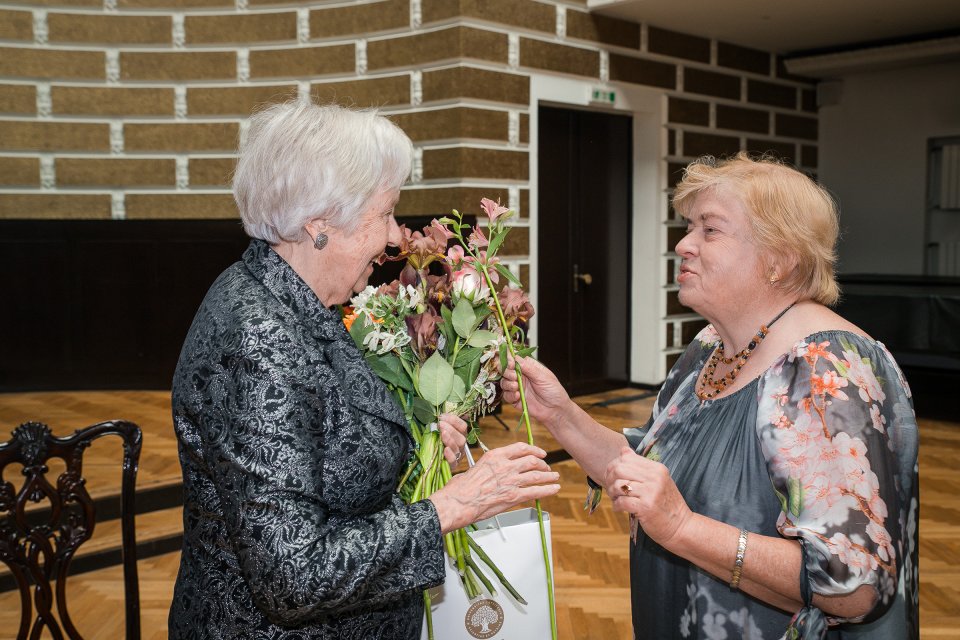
left=437, top=413, right=469, bottom=467
left=343, top=198, right=558, bottom=639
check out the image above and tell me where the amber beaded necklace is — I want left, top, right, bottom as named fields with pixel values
left=695, top=302, right=796, bottom=401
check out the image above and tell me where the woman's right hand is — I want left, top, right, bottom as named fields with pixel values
left=428, top=442, right=560, bottom=534
left=501, top=356, right=572, bottom=426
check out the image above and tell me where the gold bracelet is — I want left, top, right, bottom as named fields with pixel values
left=729, top=529, right=748, bottom=589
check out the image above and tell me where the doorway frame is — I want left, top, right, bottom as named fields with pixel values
left=528, top=75, right=665, bottom=385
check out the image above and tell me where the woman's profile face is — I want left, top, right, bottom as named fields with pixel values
left=323, top=188, right=403, bottom=304
left=674, top=186, right=767, bottom=319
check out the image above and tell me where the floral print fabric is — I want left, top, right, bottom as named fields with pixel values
left=758, top=333, right=918, bottom=638
left=623, top=328, right=918, bottom=640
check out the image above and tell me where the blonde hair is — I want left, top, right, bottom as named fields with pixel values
left=672, top=152, right=840, bottom=306
left=233, top=100, right=413, bottom=244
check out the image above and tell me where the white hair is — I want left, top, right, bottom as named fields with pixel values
left=233, top=101, right=413, bottom=243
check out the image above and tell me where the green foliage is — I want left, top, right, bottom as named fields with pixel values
left=487, top=228, right=507, bottom=257
left=494, top=263, right=522, bottom=287
left=456, top=357, right=482, bottom=397
left=418, top=351, right=455, bottom=407
left=364, top=353, right=414, bottom=392
left=449, top=375, right=467, bottom=404
left=439, top=304, right=455, bottom=348
left=467, top=330, right=497, bottom=348
left=452, top=298, right=477, bottom=338
left=412, top=396, right=436, bottom=425
left=452, top=346, right=483, bottom=368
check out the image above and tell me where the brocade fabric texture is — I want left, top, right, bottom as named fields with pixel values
left=169, top=239, right=446, bottom=639
left=624, top=327, right=918, bottom=640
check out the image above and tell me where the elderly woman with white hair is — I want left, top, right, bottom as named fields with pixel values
left=168, top=101, right=560, bottom=639
left=503, top=153, right=918, bottom=639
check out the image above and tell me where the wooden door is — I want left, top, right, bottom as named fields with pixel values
left=537, top=105, right=632, bottom=396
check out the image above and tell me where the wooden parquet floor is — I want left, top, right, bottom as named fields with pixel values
left=0, top=389, right=954, bottom=639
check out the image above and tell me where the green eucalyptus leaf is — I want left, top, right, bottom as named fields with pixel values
left=494, top=263, right=522, bottom=287
left=453, top=346, right=483, bottom=368
left=439, top=304, right=455, bottom=350
left=412, top=396, right=436, bottom=425
left=453, top=298, right=476, bottom=339
left=448, top=376, right=467, bottom=403
left=473, top=308, right=492, bottom=329
left=418, top=351, right=455, bottom=406
left=467, top=329, right=497, bottom=348
left=457, top=356, right=481, bottom=392
left=498, top=341, right=508, bottom=372
left=516, top=345, right=538, bottom=357
left=364, top=353, right=414, bottom=392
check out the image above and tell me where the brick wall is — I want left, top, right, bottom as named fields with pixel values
left=0, top=0, right=817, bottom=378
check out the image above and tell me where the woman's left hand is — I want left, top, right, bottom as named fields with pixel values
left=438, top=413, right=469, bottom=468
left=605, top=446, right=694, bottom=548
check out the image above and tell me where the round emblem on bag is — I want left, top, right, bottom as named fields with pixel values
left=464, top=599, right=504, bottom=638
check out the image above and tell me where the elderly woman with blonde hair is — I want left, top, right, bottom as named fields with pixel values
left=169, top=101, right=560, bottom=639
left=504, top=153, right=918, bottom=639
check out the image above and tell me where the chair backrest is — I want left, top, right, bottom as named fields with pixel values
left=0, top=420, right=142, bottom=640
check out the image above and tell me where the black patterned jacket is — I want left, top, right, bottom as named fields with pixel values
left=169, top=239, right=445, bottom=639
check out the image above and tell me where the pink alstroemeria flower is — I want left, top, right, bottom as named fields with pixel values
left=480, top=198, right=510, bottom=222
left=447, top=245, right=465, bottom=265
left=474, top=250, right=499, bottom=269
left=468, top=226, right=489, bottom=249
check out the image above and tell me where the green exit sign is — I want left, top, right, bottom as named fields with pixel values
left=590, top=87, right=616, bottom=104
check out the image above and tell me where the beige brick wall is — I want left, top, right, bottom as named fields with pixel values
left=0, top=0, right=817, bottom=374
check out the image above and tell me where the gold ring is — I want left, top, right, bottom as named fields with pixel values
left=620, top=483, right=632, bottom=495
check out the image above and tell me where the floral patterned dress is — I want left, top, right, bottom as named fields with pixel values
left=623, top=328, right=918, bottom=640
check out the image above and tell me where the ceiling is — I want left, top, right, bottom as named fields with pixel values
left=589, top=0, right=960, bottom=56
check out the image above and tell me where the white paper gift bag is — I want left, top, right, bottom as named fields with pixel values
left=421, top=508, right=555, bottom=640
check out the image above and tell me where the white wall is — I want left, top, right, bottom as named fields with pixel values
left=528, top=75, right=666, bottom=384
left=818, top=59, right=960, bottom=274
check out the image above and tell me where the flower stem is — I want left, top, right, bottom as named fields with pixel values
left=476, top=261, right=557, bottom=640
left=423, top=590, right=434, bottom=640
left=466, top=534, right=527, bottom=605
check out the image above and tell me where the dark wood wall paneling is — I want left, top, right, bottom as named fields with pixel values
left=1, top=220, right=250, bottom=391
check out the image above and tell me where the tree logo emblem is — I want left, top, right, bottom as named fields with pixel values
left=464, top=598, right=505, bottom=638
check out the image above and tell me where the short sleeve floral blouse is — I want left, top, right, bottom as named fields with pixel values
left=622, top=327, right=919, bottom=640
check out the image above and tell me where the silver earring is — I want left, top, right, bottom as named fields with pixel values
left=314, top=232, right=328, bottom=251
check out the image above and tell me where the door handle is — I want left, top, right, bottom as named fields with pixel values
left=573, top=264, right=593, bottom=292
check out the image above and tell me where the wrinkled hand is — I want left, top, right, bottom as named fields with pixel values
left=605, top=446, right=693, bottom=547
left=438, top=413, right=468, bottom=468
left=501, top=356, right=572, bottom=426
left=429, top=442, right=561, bottom=534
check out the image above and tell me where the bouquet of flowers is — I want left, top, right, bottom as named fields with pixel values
left=342, top=199, right=556, bottom=639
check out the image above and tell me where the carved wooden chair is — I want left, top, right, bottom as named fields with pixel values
left=0, top=421, right=142, bottom=639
